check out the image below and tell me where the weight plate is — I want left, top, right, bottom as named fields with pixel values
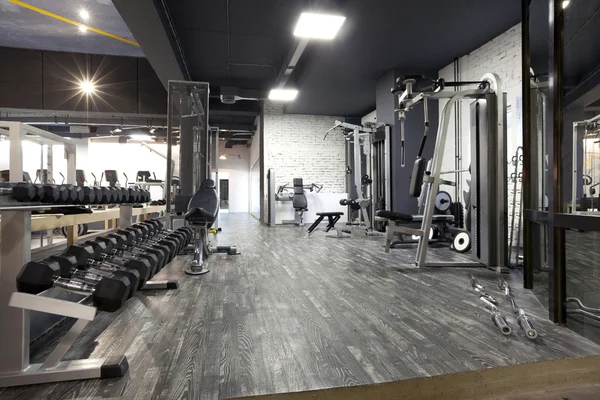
left=453, top=231, right=471, bottom=253
left=435, top=191, right=452, bottom=212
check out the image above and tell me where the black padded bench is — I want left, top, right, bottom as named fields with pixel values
left=306, top=212, right=344, bottom=237
left=375, top=210, right=454, bottom=252
left=184, top=179, right=238, bottom=275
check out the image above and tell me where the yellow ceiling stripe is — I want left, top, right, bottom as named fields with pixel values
left=8, top=0, right=140, bottom=47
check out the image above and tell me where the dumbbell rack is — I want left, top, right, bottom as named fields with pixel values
left=0, top=204, right=163, bottom=387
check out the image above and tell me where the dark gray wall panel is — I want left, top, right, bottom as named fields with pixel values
left=0, top=46, right=165, bottom=114
left=0, top=47, right=43, bottom=109
left=138, top=58, right=167, bottom=115
left=90, top=54, right=138, bottom=113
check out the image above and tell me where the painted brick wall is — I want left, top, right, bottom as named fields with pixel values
left=263, top=101, right=346, bottom=193
left=438, top=23, right=523, bottom=250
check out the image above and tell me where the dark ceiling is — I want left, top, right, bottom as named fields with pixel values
left=0, top=0, right=143, bottom=57
left=165, top=0, right=522, bottom=117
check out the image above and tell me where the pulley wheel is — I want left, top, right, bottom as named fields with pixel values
left=435, top=191, right=452, bottom=212
left=453, top=231, right=471, bottom=253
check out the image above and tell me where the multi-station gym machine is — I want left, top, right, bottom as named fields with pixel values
left=389, top=74, right=508, bottom=270
left=324, top=120, right=392, bottom=234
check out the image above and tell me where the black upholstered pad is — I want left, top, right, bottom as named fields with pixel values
left=376, top=210, right=413, bottom=222
left=316, top=212, right=344, bottom=216
left=376, top=210, right=454, bottom=223
left=185, top=179, right=219, bottom=226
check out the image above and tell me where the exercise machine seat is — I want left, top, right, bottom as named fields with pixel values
left=376, top=210, right=454, bottom=223
left=185, top=179, right=219, bottom=226
left=292, top=178, right=307, bottom=211
left=317, top=212, right=344, bottom=217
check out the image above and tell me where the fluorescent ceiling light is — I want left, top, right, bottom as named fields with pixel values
left=219, top=155, right=227, bottom=160
left=268, top=89, right=298, bottom=101
left=294, top=12, right=346, bottom=40
left=129, top=134, right=152, bottom=141
left=113, top=127, right=122, bottom=133
left=78, top=25, right=87, bottom=32
left=79, top=80, right=95, bottom=94
left=562, top=0, right=570, bottom=8
left=79, top=9, right=90, bottom=21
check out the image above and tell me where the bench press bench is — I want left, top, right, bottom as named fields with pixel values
left=376, top=210, right=455, bottom=252
left=306, top=212, right=345, bottom=237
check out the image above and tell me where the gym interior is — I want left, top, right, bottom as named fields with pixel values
left=0, top=0, right=600, bottom=399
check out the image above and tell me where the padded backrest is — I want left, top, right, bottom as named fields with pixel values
left=104, top=170, right=119, bottom=187
left=137, top=171, right=151, bottom=181
left=409, top=157, right=427, bottom=198
left=187, top=179, right=219, bottom=218
left=292, top=178, right=307, bottom=209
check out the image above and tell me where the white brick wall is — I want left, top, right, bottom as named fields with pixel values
left=438, top=23, right=523, bottom=250
left=263, top=101, right=346, bottom=193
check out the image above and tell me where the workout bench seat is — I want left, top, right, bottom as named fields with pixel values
left=376, top=210, right=454, bottom=252
left=306, top=212, right=344, bottom=237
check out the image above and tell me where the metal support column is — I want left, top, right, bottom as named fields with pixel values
left=547, top=0, right=566, bottom=323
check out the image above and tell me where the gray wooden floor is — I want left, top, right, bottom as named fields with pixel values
left=1, top=213, right=600, bottom=400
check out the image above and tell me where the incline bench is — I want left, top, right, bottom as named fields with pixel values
left=306, top=212, right=345, bottom=237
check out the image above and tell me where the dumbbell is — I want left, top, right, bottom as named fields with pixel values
left=140, top=220, right=193, bottom=245
left=65, top=243, right=152, bottom=289
left=108, top=187, right=122, bottom=203
left=128, top=188, right=141, bottom=203
left=41, top=185, right=60, bottom=203
left=119, top=187, right=130, bottom=203
left=93, top=236, right=160, bottom=275
left=82, top=186, right=98, bottom=204
left=120, top=227, right=181, bottom=262
left=134, top=223, right=190, bottom=253
left=0, top=182, right=45, bottom=202
left=16, top=259, right=130, bottom=312
left=46, top=253, right=139, bottom=298
left=111, top=230, right=168, bottom=269
left=58, top=184, right=84, bottom=204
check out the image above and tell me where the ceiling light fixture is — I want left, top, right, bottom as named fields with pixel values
left=79, top=9, right=90, bottom=21
left=149, top=128, right=156, bottom=134
left=79, top=80, right=95, bottom=94
left=113, top=127, right=122, bottom=133
left=78, top=25, right=87, bottom=32
left=268, top=88, right=299, bottom=101
left=293, top=12, right=346, bottom=40
left=219, top=155, right=227, bottom=160
left=129, top=134, right=152, bottom=141
left=562, top=0, right=570, bottom=8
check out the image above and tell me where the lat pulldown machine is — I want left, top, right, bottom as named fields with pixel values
left=390, top=74, right=507, bottom=270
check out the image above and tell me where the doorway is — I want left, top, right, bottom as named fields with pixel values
left=220, top=179, right=229, bottom=212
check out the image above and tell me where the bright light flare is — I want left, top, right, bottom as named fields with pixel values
left=79, top=80, right=95, bottom=94
left=293, top=12, right=346, bottom=40
left=79, top=9, right=90, bottom=21
left=219, top=155, right=227, bottom=160
left=268, top=89, right=298, bottom=101
left=129, top=134, right=153, bottom=141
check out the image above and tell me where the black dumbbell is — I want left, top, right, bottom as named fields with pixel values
left=140, top=222, right=192, bottom=250
left=111, top=187, right=123, bottom=203
left=112, top=230, right=168, bottom=268
left=114, top=227, right=177, bottom=268
left=128, top=188, right=141, bottom=203
left=120, top=187, right=130, bottom=203
left=82, top=187, right=97, bottom=204
left=92, top=237, right=160, bottom=275
left=0, top=182, right=46, bottom=202
left=41, top=185, right=60, bottom=203
left=125, top=225, right=181, bottom=260
left=16, top=259, right=130, bottom=312
left=64, top=243, right=152, bottom=288
left=134, top=222, right=189, bottom=252
left=47, top=253, right=139, bottom=298
left=111, top=230, right=168, bottom=269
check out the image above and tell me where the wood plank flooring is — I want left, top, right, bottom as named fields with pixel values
left=1, top=213, right=600, bottom=399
